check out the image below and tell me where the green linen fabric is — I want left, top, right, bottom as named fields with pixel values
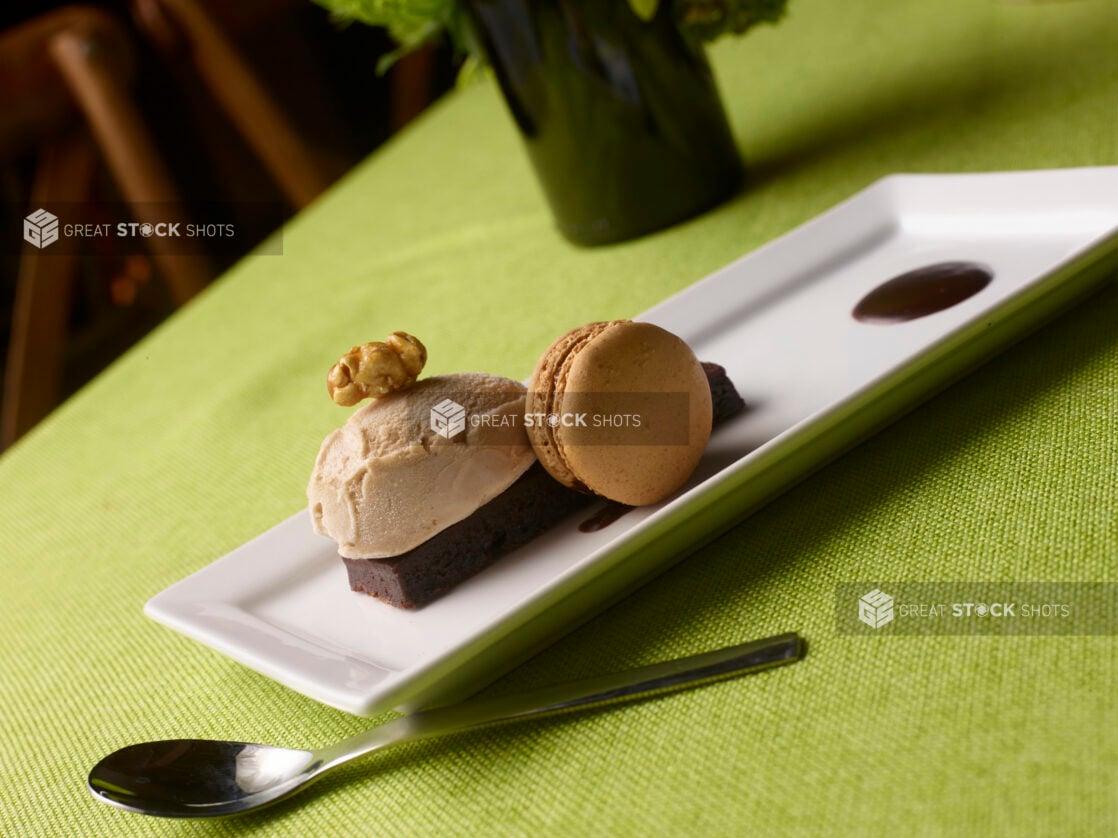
left=2, top=0, right=1117, bottom=834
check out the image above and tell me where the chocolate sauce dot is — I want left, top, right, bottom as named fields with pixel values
left=853, top=262, right=993, bottom=324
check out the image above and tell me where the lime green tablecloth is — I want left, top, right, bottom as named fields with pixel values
left=3, top=0, right=1117, bottom=834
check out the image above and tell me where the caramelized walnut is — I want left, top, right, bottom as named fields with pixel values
left=328, top=332, right=427, bottom=405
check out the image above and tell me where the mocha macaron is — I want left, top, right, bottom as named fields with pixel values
left=526, top=320, right=713, bottom=507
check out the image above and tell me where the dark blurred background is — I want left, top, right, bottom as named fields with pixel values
left=0, top=0, right=456, bottom=450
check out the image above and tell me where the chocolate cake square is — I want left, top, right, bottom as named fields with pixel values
left=342, top=464, right=590, bottom=608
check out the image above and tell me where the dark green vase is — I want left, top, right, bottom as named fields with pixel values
left=465, top=0, right=743, bottom=246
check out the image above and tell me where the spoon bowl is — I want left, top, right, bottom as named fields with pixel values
left=90, top=740, right=323, bottom=817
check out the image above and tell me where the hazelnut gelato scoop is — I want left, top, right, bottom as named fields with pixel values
left=308, top=373, right=536, bottom=559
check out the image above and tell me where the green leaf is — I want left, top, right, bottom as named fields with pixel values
left=628, top=0, right=660, bottom=23
left=675, top=0, right=788, bottom=41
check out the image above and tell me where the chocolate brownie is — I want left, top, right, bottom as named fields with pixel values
left=343, top=463, right=589, bottom=608
left=701, top=362, right=746, bottom=427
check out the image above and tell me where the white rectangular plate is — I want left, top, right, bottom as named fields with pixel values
left=148, top=167, right=1118, bottom=715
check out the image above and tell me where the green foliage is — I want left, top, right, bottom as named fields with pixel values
left=312, top=0, right=467, bottom=71
left=311, top=0, right=788, bottom=72
left=313, top=0, right=455, bottom=31
left=629, top=0, right=661, bottom=23
left=675, top=0, right=788, bottom=40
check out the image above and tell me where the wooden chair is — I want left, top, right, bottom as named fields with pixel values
left=132, top=0, right=333, bottom=210
left=132, top=0, right=437, bottom=190
left=3, top=1, right=438, bottom=447
left=2, top=6, right=212, bottom=447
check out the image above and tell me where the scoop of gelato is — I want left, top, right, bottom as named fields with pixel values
left=308, top=373, right=535, bottom=558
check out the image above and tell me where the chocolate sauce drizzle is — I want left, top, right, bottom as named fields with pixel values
left=578, top=502, right=634, bottom=533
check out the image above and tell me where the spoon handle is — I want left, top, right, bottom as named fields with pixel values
left=321, top=632, right=803, bottom=767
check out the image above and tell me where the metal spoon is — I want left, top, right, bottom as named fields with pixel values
left=89, top=632, right=803, bottom=818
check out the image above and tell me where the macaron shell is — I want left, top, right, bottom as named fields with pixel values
left=530, top=321, right=713, bottom=506
left=526, top=321, right=621, bottom=491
